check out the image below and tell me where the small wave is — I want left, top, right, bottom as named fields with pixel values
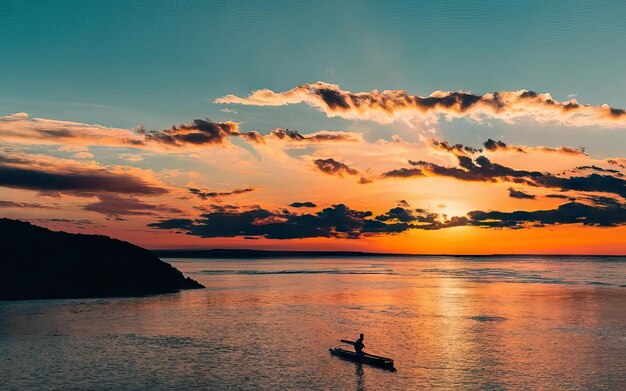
left=195, top=269, right=394, bottom=275
left=421, top=267, right=569, bottom=285
left=469, top=315, right=507, bottom=322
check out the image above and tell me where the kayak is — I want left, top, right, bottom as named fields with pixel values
left=329, top=347, right=395, bottom=370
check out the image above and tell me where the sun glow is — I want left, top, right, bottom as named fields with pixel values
left=436, top=201, right=471, bottom=221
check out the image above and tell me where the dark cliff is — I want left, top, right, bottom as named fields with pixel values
left=0, top=219, right=203, bottom=300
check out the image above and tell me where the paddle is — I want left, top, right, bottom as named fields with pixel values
left=340, top=339, right=356, bottom=345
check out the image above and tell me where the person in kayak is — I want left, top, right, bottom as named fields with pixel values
left=354, top=333, right=365, bottom=359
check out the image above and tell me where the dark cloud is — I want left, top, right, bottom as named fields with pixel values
left=148, top=218, right=195, bottom=231
left=39, top=129, right=75, bottom=138
left=384, top=155, right=626, bottom=199
left=606, top=159, right=626, bottom=169
left=189, top=187, right=255, bottom=200
left=314, top=158, right=359, bottom=177
left=430, top=139, right=481, bottom=156
left=584, top=195, right=623, bottom=207
left=150, top=197, right=626, bottom=239
left=0, top=165, right=167, bottom=196
left=573, top=165, right=622, bottom=176
left=469, top=201, right=626, bottom=228
left=399, top=155, right=542, bottom=182
left=145, top=118, right=262, bottom=147
left=27, top=218, right=95, bottom=227
left=289, top=201, right=317, bottom=208
left=382, top=168, right=424, bottom=178
left=546, top=194, right=575, bottom=200
left=145, top=122, right=357, bottom=148
left=535, top=173, right=626, bottom=198
left=0, top=200, right=58, bottom=209
left=269, top=128, right=357, bottom=142
left=374, top=207, right=470, bottom=229
left=375, top=207, right=420, bottom=223
left=149, top=204, right=473, bottom=239
left=149, top=204, right=435, bottom=239
left=483, top=139, right=585, bottom=155
left=508, top=188, right=536, bottom=200
left=429, top=138, right=586, bottom=158
left=193, top=204, right=240, bottom=213
left=84, top=194, right=182, bottom=217
left=484, top=139, right=510, bottom=152
left=314, top=88, right=351, bottom=109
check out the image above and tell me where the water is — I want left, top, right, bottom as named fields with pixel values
left=1, top=256, right=625, bottom=390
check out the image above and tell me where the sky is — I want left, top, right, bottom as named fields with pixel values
left=1, top=1, right=625, bottom=254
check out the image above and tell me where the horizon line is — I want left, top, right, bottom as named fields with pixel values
left=150, top=248, right=626, bottom=257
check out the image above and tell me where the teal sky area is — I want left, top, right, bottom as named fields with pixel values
left=2, top=0, right=626, bottom=155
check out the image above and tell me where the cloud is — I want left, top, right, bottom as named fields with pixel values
left=0, top=113, right=261, bottom=150
left=375, top=206, right=421, bottom=223
left=584, top=195, right=623, bottom=207
left=546, top=194, right=574, bottom=200
left=405, top=155, right=542, bottom=182
left=0, top=165, right=167, bottom=196
left=572, top=165, right=622, bottom=175
left=27, top=218, right=94, bottom=227
left=397, top=200, right=410, bottom=207
left=429, top=138, right=586, bottom=157
left=147, top=203, right=470, bottom=239
left=508, top=187, right=536, bottom=199
left=193, top=204, right=240, bottom=213
left=469, top=201, right=626, bottom=228
left=84, top=194, right=182, bottom=217
left=149, top=198, right=626, bottom=239
left=215, top=81, right=626, bottom=128
left=118, top=153, right=145, bottom=162
left=0, top=113, right=358, bottom=152
left=220, top=107, right=238, bottom=114
left=73, top=151, right=95, bottom=160
left=429, top=139, right=482, bottom=156
left=534, top=173, right=626, bottom=198
left=268, top=128, right=361, bottom=143
left=0, top=151, right=168, bottom=196
left=289, top=201, right=317, bottom=208
left=0, top=112, right=145, bottom=148
left=383, top=155, right=626, bottom=199
left=483, top=139, right=586, bottom=156
left=313, top=158, right=372, bottom=184
left=188, top=187, right=255, bottom=200
left=313, top=158, right=359, bottom=176
left=149, top=204, right=414, bottom=239
left=0, top=200, right=58, bottom=209
left=606, top=159, right=626, bottom=168
left=382, top=167, right=425, bottom=178
left=145, top=118, right=264, bottom=146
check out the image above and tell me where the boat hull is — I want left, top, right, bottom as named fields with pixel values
left=329, top=347, right=395, bottom=370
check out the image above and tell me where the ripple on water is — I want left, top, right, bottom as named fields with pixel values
left=468, top=315, right=507, bottom=322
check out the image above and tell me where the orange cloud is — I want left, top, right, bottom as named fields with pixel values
left=0, top=114, right=360, bottom=152
left=216, top=81, right=626, bottom=128
left=0, top=151, right=169, bottom=196
left=0, top=112, right=144, bottom=147
left=483, top=139, right=586, bottom=156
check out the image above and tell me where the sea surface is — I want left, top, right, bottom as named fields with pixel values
left=1, top=256, right=625, bottom=390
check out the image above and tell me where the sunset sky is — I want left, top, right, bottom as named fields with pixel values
left=1, top=1, right=625, bottom=254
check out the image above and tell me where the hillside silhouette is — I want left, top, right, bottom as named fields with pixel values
left=0, top=219, right=203, bottom=300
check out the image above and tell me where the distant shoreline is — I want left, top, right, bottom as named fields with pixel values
left=152, top=249, right=626, bottom=259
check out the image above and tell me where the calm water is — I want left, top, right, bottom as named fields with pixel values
left=1, top=256, right=625, bottom=390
